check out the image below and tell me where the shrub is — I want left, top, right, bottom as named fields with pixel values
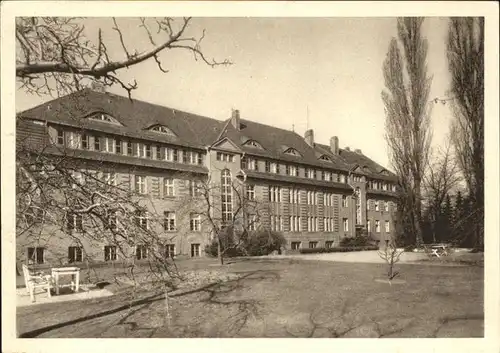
left=205, top=229, right=286, bottom=258
left=299, top=246, right=378, bottom=254
left=340, top=234, right=371, bottom=247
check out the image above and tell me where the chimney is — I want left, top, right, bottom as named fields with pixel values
left=230, top=109, right=240, bottom=130
left=304, top=129, right=314, bottom=146
left=355, top=148, right=362, bottom=154
left=330, top=136, right=339, bottom=155
left=345, top=147, right=350, bottom=151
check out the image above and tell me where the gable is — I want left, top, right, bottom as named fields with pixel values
left=211, top=137, right=241, bottom=152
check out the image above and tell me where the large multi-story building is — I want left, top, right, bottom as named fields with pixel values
left=16, top=88, right=398, bottom=265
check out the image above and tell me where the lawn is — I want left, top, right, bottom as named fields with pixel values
left=17, top=258, right=484, bottom=338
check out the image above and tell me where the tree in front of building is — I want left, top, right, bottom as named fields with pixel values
left=382, top=17, right=433, bottom=247
left=447, top=17, right=484, bottom=250
left=16, top=17, right=231, bottom=97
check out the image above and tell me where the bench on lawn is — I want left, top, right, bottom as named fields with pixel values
left=422, top=243, right=452, bottom=258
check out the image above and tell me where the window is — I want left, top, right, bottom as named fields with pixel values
left=319, top=155, right=331, bottom=162
left=289, top=215, right=300, bottom=232
left=269, top=186, right=281, bottom=202
left=135, top=175, right=147, bottom=194
left=104, top=137, right=115, bottom=153
left=127, top=141, right=133, bottom=156
left=323, top=171, right=331, bottom=181
left=248, top=158, right=258, bottom=171
left=94, top=136, right=101, bottom=151
left=27, top=247, right=45, bottom=264
left=108, top=211, right=118, bottom=231
left=367, top=199, right=371, bottom=210
left=291, top=241, right=301, bottom=250
left=136, top=245, right=148, bottom=260
left=355, top=187, right=362, bottom=225
left=306, top=169, right=316, bottom=179
left=164, top=147, right=176, bottom=162
left=342, top=195, right=348, bottom=208
left=375, top=220, right=381, bottom=233
left=284, top=148, right=300, bottom=156
left=155, top=145, right=162, bottom=160
left=104, top=245, right=117, bottom=261
left=248, top=214, right=257, bottom=231
left=145, top=144, right=152, bottom=158
left=68, top=246, right=83, bottom=263
left=385, top=220, right=390, bottom=233
left=164, top=244, right=175, bottom=258
left=216, top=152, right=234, bottom=162
left=164, top=211, right=176, bottom=231
left=392, top=184, right=397, bottom=192
left=136, top=143, right=146, bottom=158
left=246, top=185, right=255, bottom=201
left=289, top=188, right=300, bottom=204
left=245, top=140, right=262, bottom=148
left=163, top=178, right=175, bottom=197
left=384, top=201, right=389, bottom=212
left=343, top=218, right=349, bottom=232
left=190, top=214, right=201, bottom=231
left=102, top=172, right=116, bottom=186
left=90, top=113, right=120, bottom=124
left=67, top=213, right=83, bottom=232
left=382, top=183, right=388, bottom=191
left=339, top=174, right=346, bottom=183
left=289, top=165, right=298, bottom=176
left=56, top=129, right=65, bottom=145
left=82, top=134, right=89, bottom=149
left=191, top=243, right=201, bottom=257
left=270, top=162, right=279, bottom=174
left=309, top=241, right=318, bottom=249
left=375, top=201, right=380, bottom=211
left=150, top=125, right=176, bottom=136
left=116, top=139, right=122, bottom=154
left=188, top=180, right=201, bottom=197
left=325, top=241, right=334, bottom=249
left=367, top=220, right=371, bottom=232
left=265, top=161, right=271, bottom=173
left=221, top=169, right=233, bottom=224
left=135, top=211, right=149, bottom=230
left=182, top=150, right=189, bottom=164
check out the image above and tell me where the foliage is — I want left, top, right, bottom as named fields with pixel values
left=205, top=230, right=286, bottom=258
left=340, top=234, right=371, bottom=247
left=299, top=246, right=379, bottom=254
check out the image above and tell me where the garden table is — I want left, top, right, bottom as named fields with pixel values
left=51, top=266, right=80, bottom=295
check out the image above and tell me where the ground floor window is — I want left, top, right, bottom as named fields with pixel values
left=104, top=245, right=117, bottom=261
left=325, top=241, right=334, bottom=249
left=165, top=244, right=175, bottom=258
left=136, top=245, right=148, bottom=260
left=68, top=246, right=83, bottom=263
left=309, top=241, right=318, bottom=249
left=27, top=247, right=45, bottom=264
left=291, top=241, right=301, bottom=250
left=191, top=243, right=201, bottom=257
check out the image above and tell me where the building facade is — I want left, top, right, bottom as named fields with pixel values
left=16, top=89, right=398, bottom=266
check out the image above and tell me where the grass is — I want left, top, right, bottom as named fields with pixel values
left=17, top=258, right=483, bottom=338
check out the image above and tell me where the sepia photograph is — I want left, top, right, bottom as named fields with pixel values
left=1, top=1, right=499, bottom=352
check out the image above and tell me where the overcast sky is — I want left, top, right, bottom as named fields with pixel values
left=16, top=17, right=454, bottom=169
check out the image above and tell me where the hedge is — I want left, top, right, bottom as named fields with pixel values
left=299, top=246, right=379, bottom=254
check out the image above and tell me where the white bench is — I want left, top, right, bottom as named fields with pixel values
left=22, top=264, right=54, bottom=302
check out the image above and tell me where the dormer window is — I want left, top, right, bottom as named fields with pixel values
left=319, top=155, right=332, bottom=162
left=88, top=112, right=122, bottom=125
left=284, top=148, right=301, bottom=157
left=244, top=140, right=262, bottom=149
left=149, top=125, right=176, bottom=137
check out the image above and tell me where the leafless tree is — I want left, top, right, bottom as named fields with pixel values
left=423, top=140, right=462, bottom=241
left=382, top=18, right=433, bottom=247
left=184, top=172, right=271, bottom=265
left=377, top=236, right=404, bottom=285
left=16, top=17, right=231, bottom=97
left=446, top=17, right=484, bottom=249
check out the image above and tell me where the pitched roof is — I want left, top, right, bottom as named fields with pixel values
left=17, top=89, right=224, bottom=150
left=18, top=88, right=396, bottom=181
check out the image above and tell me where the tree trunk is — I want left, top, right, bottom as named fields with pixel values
left=217, top=236, right=224, bottom=265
